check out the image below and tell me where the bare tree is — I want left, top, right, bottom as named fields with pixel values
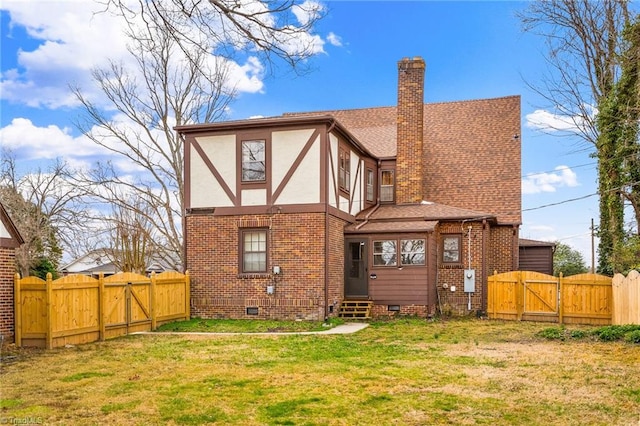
left=73, top=1, right=235, bottom=271
left=74, top=0, right=325, bottom=271
left=519, top=0, right=631, bottom=145
left=0, top=153, right=90, bottom=277
left=519, top=0, right=636, bottom=274
left=100, top=0, right=326, bottom=72
left=108, top=200, right=154, bottom=274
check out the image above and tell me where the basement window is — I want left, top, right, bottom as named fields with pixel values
left=246, top=307, right=259, bottom=315
left=388, top=305, right=401, bottom=312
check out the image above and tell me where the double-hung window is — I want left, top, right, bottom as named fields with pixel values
left=442, top=235, right=461, bottom=264
left=366, top=169, right=374, bottom=202
left=339, top=148, right=350, bottom=192
left=241, top=229, right=267, bottom=273
left=242, top=140, right=266, bottom=182
left=380, top=170, right=394, bottom=202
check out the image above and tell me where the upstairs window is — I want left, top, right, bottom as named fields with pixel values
left=442, top=235, right=461, bottom=264
left=242, top=140, right=266, bottom=182
left=380, top=170, right=394, bottom=202
left=339, top=148, right=350, bottom=192
left=366, top=169, right=374, bottom=202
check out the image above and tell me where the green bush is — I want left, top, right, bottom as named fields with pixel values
left=624, top=330, right=640, bottom=344
left=592, top=325, right=640, bottom=343
left=538, top=327, right=566, bottom=341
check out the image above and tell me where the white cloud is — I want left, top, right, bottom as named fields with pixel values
left=0, top=1, right=274, bottom=110
left=526, top=109, right=574, bottom=131
left=224, top=56, right=265, bottom=94
left=326, top=32, right=343, bottom=47
left=0, top=118, right=109, bottom=160
left=1, top=1, right=131, bottom=108
left=292, top=0, right=324, bottom=26
left=522, top=165, right=579, bottom=194
left=279, top=28, right=325, bottom=56
left=525, top=105, right=596, bottom=134
left=529, top=224, right=554, bottom=233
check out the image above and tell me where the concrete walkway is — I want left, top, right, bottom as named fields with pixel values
left=139, top=322, right=369, bottom=337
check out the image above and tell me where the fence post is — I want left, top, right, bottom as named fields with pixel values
left=558, top=272, right=564, bottom=325
left=99, top=273, right=105, bottom=341
left=13, top=273, right=21, bottom=347
left=45, top=272, right=53, bottom=350
left=150, top=272, right=157, bottom=330
left=516, top=271, right=523, bottom=321
left=185, top=270, right=191, bottom=321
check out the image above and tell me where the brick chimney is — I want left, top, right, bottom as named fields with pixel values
left=396, top=56, right=425, bottom=204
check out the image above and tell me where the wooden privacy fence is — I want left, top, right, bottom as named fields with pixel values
left=612, top=270, right=640, bottom=325
left=14, top=271, right=190, bottom=349
left=488, top=271, right=613, bottom=325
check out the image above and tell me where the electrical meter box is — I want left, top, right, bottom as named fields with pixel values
left=464, top=269, right=475, bottom=293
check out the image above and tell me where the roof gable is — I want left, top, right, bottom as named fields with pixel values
left=0, top=202, right=24, bottom=248
left=286, top=96, right=521, bottom=225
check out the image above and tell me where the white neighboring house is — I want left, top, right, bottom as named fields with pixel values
left=60, top=249, right=178, bottom=278
left=60, top=249, right=119, bottom=278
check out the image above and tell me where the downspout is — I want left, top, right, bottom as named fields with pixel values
left=324, top=120, right=338, bottom=321
left=481, top=219, right=488, bottom=314
left=325, top=212, right=330, bottom=320
left=179, top=130, right=188, bottom=274
left=512, top=224, right=519, bottom=270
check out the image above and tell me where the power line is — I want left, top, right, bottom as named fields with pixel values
left=523, top=192, right=598, bottom=211
left=522, top=153, right=639, bottom=179
left=522, top=180, right=640, bottom=212
left=522, top=161, right=596, bottom=178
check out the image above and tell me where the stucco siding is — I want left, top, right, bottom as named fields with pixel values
left=190, top=135, right=236, bottom=208
left=274, top=131, right=321, bottom=204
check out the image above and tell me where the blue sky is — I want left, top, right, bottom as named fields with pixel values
left=0, top=1, right=603, bottom=263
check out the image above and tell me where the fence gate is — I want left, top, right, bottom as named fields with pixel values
left=488, top=271, right=612, bottom=325
left=103, top=272, right=153, bottom=339
left=523, top=276, right=559, bottom=321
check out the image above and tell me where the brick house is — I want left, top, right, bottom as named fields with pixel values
left=176, top=57, right=521, bottom=320
left=1, top=202, right=24, bottom=343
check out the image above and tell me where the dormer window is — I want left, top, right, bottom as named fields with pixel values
left=380, top=169, right=394, bottom=202
left=242, top=140, right=266, bottom=182
left=339, top=148, right=350, bottom=192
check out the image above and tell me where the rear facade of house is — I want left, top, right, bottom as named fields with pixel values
left=178, top=57, right=521, bottom=320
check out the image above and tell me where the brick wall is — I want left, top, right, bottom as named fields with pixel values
left=0, top=246, right=15, bottom=343
left=488, top=225, right=517, bottom=274
left=327, top=215, right=346, bottom=317
left=396, top=57, right=425, bottom=204
left=186, top=212, right=329, bottom=320
left=433, top=223, right=517, bottom=316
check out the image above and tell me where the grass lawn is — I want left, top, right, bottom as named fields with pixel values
left=1, top=318, right=639, bottom=425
